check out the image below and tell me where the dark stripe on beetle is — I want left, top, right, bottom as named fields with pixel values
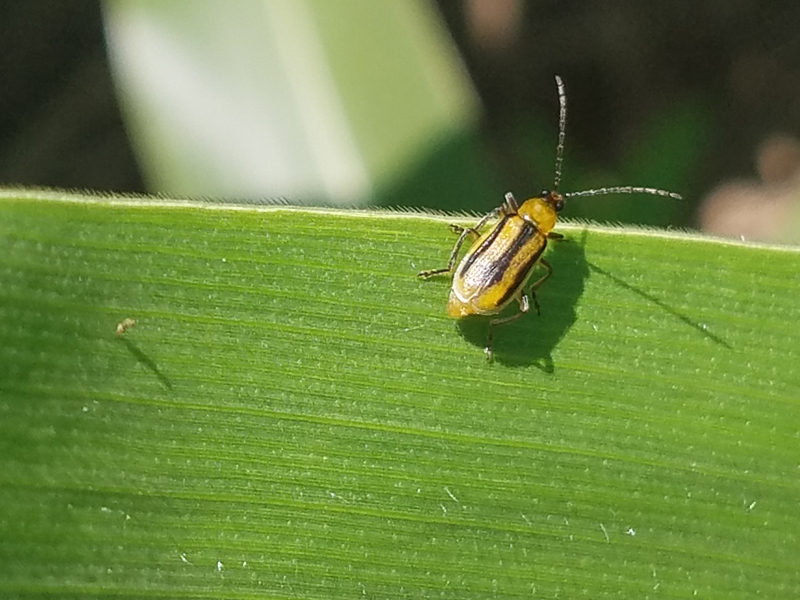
left=460, top=217, right=545, bottom=302
left=476, top=220, right=545, bottom=305
left=460, top=214, right=511, bottom=273
left=481, top=219, right=539, bottom=287
left=494, top=235, right=546, bottom=307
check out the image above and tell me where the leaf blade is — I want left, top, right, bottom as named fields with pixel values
left=1, top=190, right=798, bottom=598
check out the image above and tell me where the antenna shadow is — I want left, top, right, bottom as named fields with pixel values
left=587, top=262, right=731, bottom=349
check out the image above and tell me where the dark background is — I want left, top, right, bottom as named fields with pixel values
left=2, top=1, right=799, bottom=229
left=0, top=2, right=144, bottom=191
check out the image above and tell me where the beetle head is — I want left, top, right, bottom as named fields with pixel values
left=518, top=193, right=559, bottom=233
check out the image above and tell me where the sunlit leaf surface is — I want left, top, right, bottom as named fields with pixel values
left=1, top=190, right=798, bottom=598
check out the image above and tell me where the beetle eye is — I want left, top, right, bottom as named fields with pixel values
left=555, top=199, right=565, bottom=211
left=540, top=189, right=550, bottom=198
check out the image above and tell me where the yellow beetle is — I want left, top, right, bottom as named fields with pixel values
left=419, top=75, right=681, bottom=361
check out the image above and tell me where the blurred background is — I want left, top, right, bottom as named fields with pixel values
left=1, top=0, right=800, bottom=242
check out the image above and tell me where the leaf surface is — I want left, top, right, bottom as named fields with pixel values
left=1, top=190, right=798, bottom=598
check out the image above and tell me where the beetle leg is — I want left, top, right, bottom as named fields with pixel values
left=418, top=208, right=499, bottom=279
left=547, top=232, right=564, bottom=240
left=485, top=292, right=530, bottom=361
left=417, top=227, right=475, bottom=278
left=527, top=259, right=553, bottom=315
left=448, top=223, right=481, bottom=239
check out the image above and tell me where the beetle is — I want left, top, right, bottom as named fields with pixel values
left=418, top=75, right=681, bottom=361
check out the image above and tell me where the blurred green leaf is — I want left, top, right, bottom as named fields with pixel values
left=103, top=0, right=481, bottom=205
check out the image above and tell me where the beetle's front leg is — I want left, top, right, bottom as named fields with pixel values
left=417, top=208, right=499, bottom=279
left=485, top=292, right=530, bottom=361
left=417, top=226, right=476, bottom=279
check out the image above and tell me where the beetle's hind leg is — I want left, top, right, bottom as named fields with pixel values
left=485, top=292, right=530, bottom=362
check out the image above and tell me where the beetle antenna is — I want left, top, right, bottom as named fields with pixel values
left=553, top=75, right=567, bottom=193
left=565, top=186, right=682, bottom=200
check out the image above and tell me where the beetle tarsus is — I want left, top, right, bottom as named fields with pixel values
left=418, top=267, right=450, bottom=279
left=484, top=345, right=493, bottom=362
left=449, top=223, right=481, bottom=239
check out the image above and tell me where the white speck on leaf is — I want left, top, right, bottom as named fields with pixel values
left=444, top=486, right=459, bottom=503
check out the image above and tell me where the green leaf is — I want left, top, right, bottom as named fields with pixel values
left=102, top=0, right=480, bottom=205
left=1, top=189, right=798, bottom=598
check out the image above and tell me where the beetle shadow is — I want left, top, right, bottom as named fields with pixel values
left=456, top=231, right=589, bottom=371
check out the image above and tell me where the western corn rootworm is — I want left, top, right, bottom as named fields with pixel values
left=419, top=76, right=681, bottom=361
